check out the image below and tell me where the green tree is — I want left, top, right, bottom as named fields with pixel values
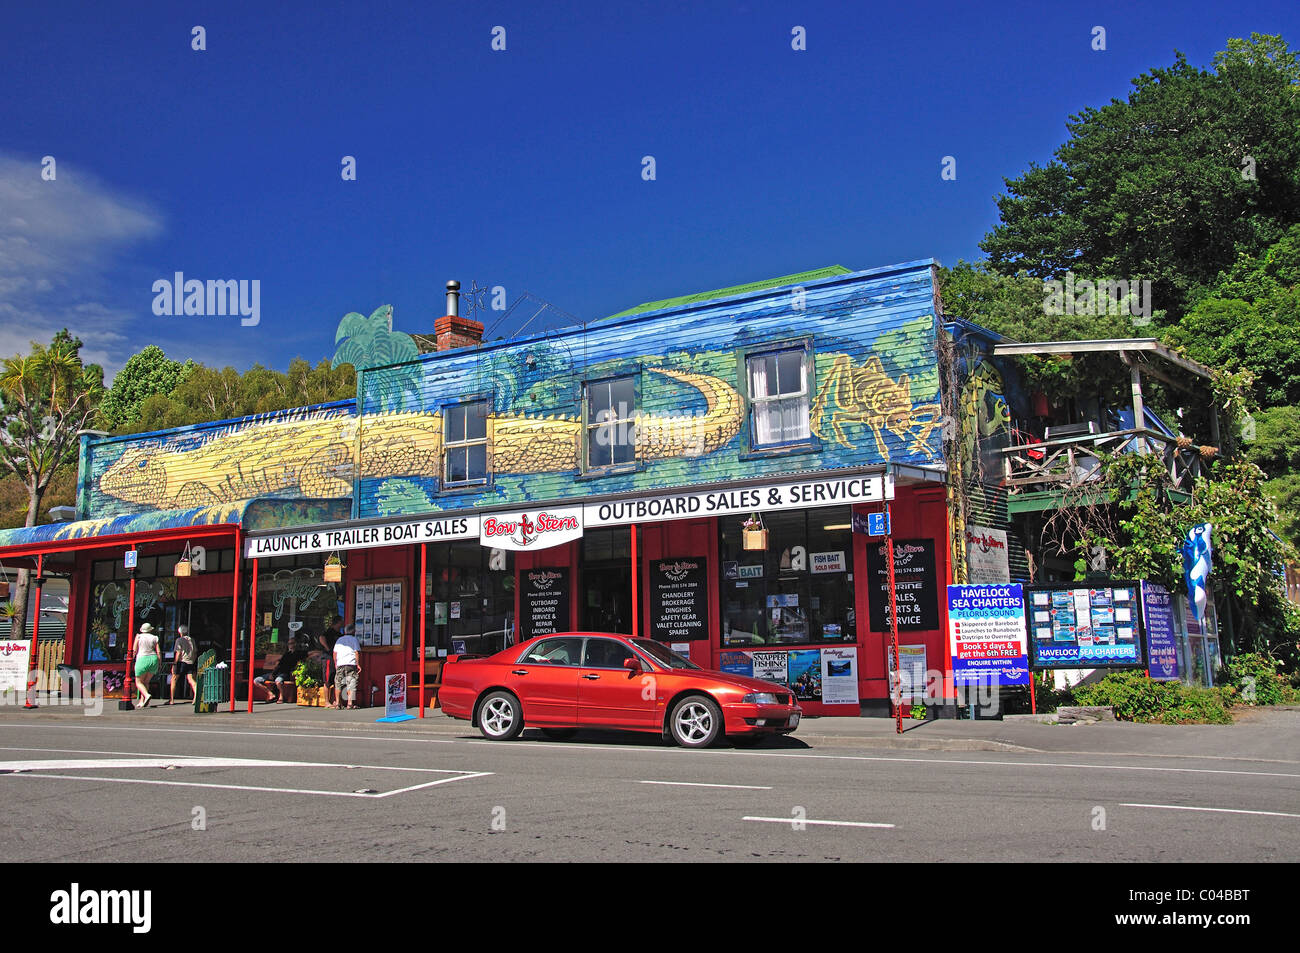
left=99, top=345, right=195, bottom=432
left=0, top=330, right=104, bottom=638
left=981, top=34, right=1300, bottom=319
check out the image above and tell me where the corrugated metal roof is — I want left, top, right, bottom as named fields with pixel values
left=603, top=265, right=854, bottom=319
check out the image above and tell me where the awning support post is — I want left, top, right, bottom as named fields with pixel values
left=24, top=554, right=43, bottom=709
left=229, top=530, right=241, bottom=712
left=630, top=524, right=639, bottom=638
left=419, top=543, right=427, bottom=717
left=247, top=555, right=258, bottom=713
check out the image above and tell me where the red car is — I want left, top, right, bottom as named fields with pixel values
left=440, top=632, right=802, bottom=748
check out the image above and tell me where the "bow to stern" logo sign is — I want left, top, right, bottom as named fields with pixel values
left=480, top=507, right=584, bottom=551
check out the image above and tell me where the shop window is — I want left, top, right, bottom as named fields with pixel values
left=747, top=347, right=810, bottom=447
left=718, top=506, right=854, bottom=647
left=444, top=401, right=489, bottom=486
left=253, top=557, right=341, bottom=660
left=585, top=376, right=636, bottom=470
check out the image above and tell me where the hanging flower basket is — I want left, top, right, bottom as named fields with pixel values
left=323, top=554, right=344, bottom=583
left=174, top=541, right=195, bottom=577
left=742, top=514, right=768, bottom=551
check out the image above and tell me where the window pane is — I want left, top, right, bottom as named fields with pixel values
left=466, top=402, right=487, bottom=441
left=780, top=396, right=810, bottom=441
left=467, top=443, right=487, bottom=481
left=521, top=637, right=584, bottom=666
left=749, top=354, right=776, bottom=398
left=588, top=382, right=611, bottom=417
left=583, top=638, right=636, bottom=669
left=446, top=405, right=466, bottom=444
left=589, top=430, right=612, bottom=468
left=447, top=447, right=467, bottom=483
left=610, top=378, right=635, bottom=418
left=612, top=436, right=634, bottom=465
left=775, top=350, right=804, bottom=395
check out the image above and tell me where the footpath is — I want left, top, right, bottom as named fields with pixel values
left=12, top=691, right=1299, bottom=762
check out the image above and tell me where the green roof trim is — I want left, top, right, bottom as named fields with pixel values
left=604, top=265, right=854, bottom=319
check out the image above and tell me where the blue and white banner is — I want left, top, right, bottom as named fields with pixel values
left=1182, top=523, right=1214, bottom=622
left=947, top=584, right=1030, bottom=685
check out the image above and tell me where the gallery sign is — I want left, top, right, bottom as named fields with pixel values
left=246, top=516, right=478, bottom=558
left=479, top=506, right=583, bottom=551
left=584, top=473, right=891, bottom=528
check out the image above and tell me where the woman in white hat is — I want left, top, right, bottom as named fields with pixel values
left=133, top=622, right=161, bottom=708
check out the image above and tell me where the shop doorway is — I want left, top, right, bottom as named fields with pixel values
left=187, top=599, right=233, bottom=661
left=582, top=563, right=631, bottom=633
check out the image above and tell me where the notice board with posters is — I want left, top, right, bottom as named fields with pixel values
left=350, top=579, right=405, bottom=651
left=1026, top=582, right=1144, bottom=668
left=867, top=539, right=939, bottom=632
left=649, top=557, right=708, bottom=642
left=520, top=567, right=570, bottom=640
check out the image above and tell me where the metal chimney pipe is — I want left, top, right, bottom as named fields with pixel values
left=445, top=280, right=461, bottom=317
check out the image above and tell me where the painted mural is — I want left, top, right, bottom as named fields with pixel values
left=76, top=262, right=946, bottom=524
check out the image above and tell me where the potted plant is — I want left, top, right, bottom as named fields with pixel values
left=742, top=514, right=768, bottom=551
left=293, top=656, right=328, bottom=707
left=323, top=554, right=344, bottom=583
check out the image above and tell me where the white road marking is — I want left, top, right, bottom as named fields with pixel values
left=743, top=815, right=895, bottom=829
left=4, top=770, right=492, bottom=798
left=1121, top=802, right=1300, bottom=819
left=636, top=780, right=772, bottom=790
left=0, top=757, right=324, bottom=771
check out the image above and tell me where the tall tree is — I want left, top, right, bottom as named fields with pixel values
left=99, top=345, right=195, bottom=433
left=0, top=330, right=104, bottom=638
left=981, top=34, right=1300, bottom=319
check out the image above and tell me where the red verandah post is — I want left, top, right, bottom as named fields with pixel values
left=24, top=554, right=43, bottom=708
left=229, top=530, right=241, bottom=713
left=630, top=524, right=638, bottom=638
left=246, top=555, right=258, bottom=713
left=885, top=505, right=902, bottom=735
left=123, top=548, right=137, bottom=709
left=419, top=542, right=427, bottom=717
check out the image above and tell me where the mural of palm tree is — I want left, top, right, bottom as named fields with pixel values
left=330, top=305, right=422, bottom=413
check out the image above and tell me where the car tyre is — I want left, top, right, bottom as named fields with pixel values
left=539, top=728, right=577, bottom=740
left=669, top=695, right=722, bottom=748
left=477, top=690, right=524, bottom=741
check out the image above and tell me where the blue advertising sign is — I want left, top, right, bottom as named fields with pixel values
left=1141, top=581, right=1180, bottom=681
left=718, top=651, right=753, bottom=677
left=946, top=583, right=1030, bottom=685
left=1026, top=583, right=1144, bottom=668
left=852, top=511, right=890, bottom=536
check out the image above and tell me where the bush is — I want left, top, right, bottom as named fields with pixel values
left=1220, top=652, right=1300, bottom=705
left=1000, top=679, right=1075, bottom=714
left=293, top=657, right=322, bottom=689
left=1073, top=671, right=1234, bottom=724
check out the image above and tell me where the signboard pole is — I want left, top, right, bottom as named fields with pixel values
left=418, top=543, right=427, bottom=717
left=24, top=555, right=42, bottom=709
left=121, top=550, right=137, bottom=710
left=246, top=556, right=258, bottom=713
left=229, top=530, right=241, bottom=713
left=630, top=524, right=639, bottom=638
left=886, top=505, right=902, bottom=735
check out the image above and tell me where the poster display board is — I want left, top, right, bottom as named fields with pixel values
left=1026, top=582, right=1144, bottom=668
left=946, top=584, right=1030, bottom=685
left=351, top=579, right=405, bottom=649
left=867, top=539, right=939, bottom=632
left=716, top=647, right=861, bottom=706
left=648, top=557, right=708, bottom=642
left=384, top=673, right=407, bottom=717
left=887, top=644, right=927, bottom=701
left=0, top=640, right=31, bottom=694
left=1141, top=581, right=1180, bottom=681
left=820, top=646, right=859, bottom=704
left=520, top=567, right=570, bottom=640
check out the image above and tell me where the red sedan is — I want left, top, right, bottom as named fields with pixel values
left=440, top=632, right=802, bottom=747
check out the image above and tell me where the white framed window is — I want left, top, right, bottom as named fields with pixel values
left=586, top=376, right=636, bottom=470
left=444, top=401, right=488, bottom=485
left=747, top=348, right=810, bottom=446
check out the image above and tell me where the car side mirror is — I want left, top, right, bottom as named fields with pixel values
left=623, top=656, right=642, bottom=673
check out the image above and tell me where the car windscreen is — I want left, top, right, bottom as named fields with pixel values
left=632, top=639, right=701, bottom=670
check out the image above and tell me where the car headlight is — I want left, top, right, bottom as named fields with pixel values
left=742, top=692, right=780, bottom=704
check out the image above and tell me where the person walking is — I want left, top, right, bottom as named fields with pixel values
left=133, top=622, right=161, bottom=708
left=318, top=615, right=343, bottom=708
left=168, top=624, right=198, bottom=704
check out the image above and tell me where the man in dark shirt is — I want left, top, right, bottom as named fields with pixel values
left=254, top=637, right=307, bottom=703
left=318, top=616, right=343, bottom=708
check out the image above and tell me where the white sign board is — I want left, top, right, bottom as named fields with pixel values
left=0, top=641, right=31, bottom=693
left=246, top=516, right=479, bottom=558
left=820, top=646, right=860, bottom=704
left=480, top=506, right=584, bottom=551
left=966, top=526, right=1010, bottom=584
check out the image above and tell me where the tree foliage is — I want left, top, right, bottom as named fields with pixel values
left=99, top=345, right=195, bottom=432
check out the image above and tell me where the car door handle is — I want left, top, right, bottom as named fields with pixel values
left=511, top=669, right=529, bottom=675
left=581, top=673, right=600, bottom=680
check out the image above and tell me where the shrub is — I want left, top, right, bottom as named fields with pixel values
left=293, top=657, right=322, bottom=689
left=1221, top=652, right=1300, bottom=705
left=1073, top=671, right=1234, bottom=724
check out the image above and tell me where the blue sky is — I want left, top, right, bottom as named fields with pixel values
left=2, top=0, right=1298, bottom=377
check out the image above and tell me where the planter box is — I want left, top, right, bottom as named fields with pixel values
left=295, top=686, right=328, bottom=707
left=742, top=528, right=768, bottom=550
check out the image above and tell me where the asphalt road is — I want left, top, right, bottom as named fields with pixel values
left=1, top=713, right=1296, bottom=863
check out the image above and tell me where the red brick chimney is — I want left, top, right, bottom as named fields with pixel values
left=435, top=280, right=484, bottom=350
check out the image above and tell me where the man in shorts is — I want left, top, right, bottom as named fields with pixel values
left=333, top=625, right=362, bottom=709
left=169, top=625, right=198, bottom=705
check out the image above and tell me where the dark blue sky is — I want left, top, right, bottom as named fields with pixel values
left=3, top=1, right=1298, bottom=377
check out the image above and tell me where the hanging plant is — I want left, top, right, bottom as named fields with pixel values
left=323, top=552, right=344, bottom=583
left=742, top=513, right=768, bottom=551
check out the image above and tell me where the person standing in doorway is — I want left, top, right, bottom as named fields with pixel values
left=169, top=625, right=198, bottom=704
left=133, top=622, right=161, bottom=708
left=332, top=625, right=361, bottom=710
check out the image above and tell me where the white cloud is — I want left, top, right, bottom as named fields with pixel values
left=0, top=153, right=163, bottom=379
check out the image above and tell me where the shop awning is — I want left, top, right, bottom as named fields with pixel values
left=0, top=497, right=352, bottom=559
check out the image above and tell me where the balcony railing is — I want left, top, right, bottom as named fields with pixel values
left=1001, top=428, right=1209, bottom=495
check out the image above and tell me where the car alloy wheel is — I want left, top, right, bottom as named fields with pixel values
left=670, top=695, right=721, bottom=748
left=478, top=690, right=523, bottom=740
